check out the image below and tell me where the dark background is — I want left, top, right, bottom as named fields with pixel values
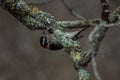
left=0, top=0, right=120, bottom=80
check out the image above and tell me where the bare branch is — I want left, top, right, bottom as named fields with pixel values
left=57, top=19, right=101, bottom=29
left=100, top=0, right=111, bottom=23
left=92, top=57, right=102, bottom=80
left=61, top=0, right=85, bottom=20
left=79, top=0, right=111, bottom=66
left=0, top=1, right=89, bottom=79
left=0, top=0, right=120, bottom=80
left=57, top=20, right=88, bottom=29
left=30, top=0, right=55, bottom=6
left=109, top=7, right=120, bottom=23
left=57, top=20, right=120, bottom=29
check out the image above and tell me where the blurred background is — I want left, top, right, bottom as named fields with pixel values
left=0, top=0, right=120, bottom=80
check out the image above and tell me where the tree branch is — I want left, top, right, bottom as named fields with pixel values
left=30, top=0, right=55, bottom=6
left=0, top=0, right=120, bottom=80
left=79, top=0, right=111, bottom=66
left=61, top=0, right=85, bottom=20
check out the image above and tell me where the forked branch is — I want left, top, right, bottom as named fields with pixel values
left=0, top=0, right=120, bottom=80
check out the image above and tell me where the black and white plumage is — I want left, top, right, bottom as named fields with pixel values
left=40, top=27, right=88, bottom=50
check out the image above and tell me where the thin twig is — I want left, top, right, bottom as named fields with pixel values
left=92, top=57, right=102, bottom=80
left=30, top=0, right=55, bottom=6
left=61, top=0, right=86, bottom=20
